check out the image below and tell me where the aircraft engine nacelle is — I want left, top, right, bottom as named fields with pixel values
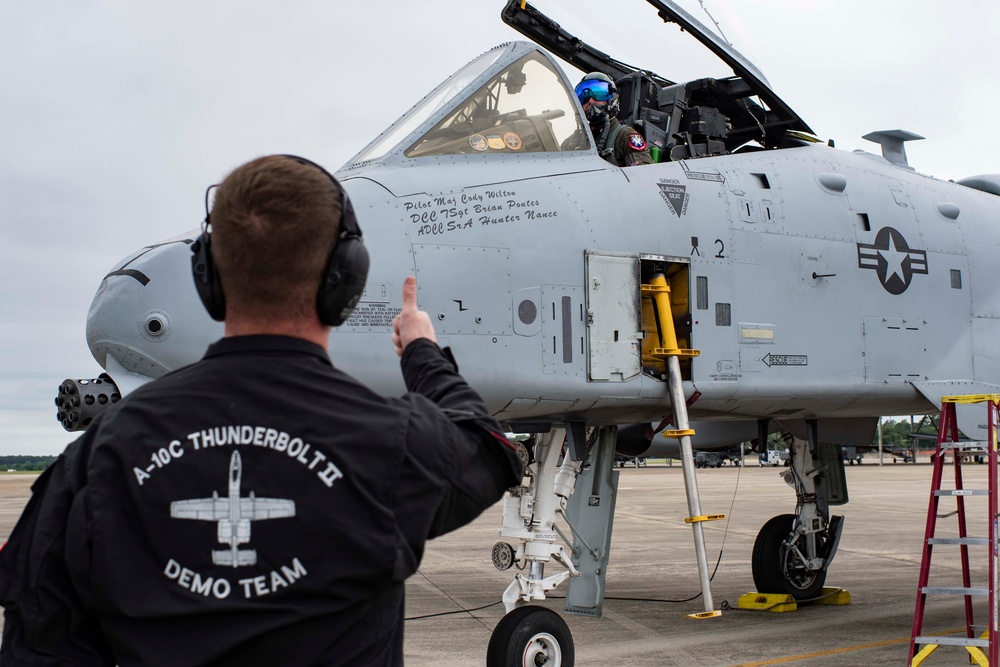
left=236, top=519, right=251, bottom=544
left=218, top=519, right=232, bottom=543
left=54, top=374, right=122, bottom=432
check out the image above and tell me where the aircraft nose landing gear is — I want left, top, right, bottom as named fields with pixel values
left=488, top=427, right=583, bottom=667
left=487, top=605, right=574, bottom=667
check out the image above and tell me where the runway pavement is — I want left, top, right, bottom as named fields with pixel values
left=0, top=460, right=989, bottom=665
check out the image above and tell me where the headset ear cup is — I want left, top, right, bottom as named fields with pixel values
left=317, top=237, right=369, bottom=326
left=190, top=232, right=226, bottom=321
left=316, top=186, right=368, bottom=326
left=199, top=155, right=366, bottom=326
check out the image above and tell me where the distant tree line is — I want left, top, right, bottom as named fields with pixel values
left=874, top=418, right=937, bottom=447
left=0, top=456, right=57, bottom=472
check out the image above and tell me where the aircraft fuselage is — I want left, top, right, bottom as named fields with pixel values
left=326, top=144, right=1000, bottom=428
left=85, top=143, right=1000, bottom=437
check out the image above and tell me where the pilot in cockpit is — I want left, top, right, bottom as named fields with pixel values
left=573, top=72, right=652, bottom=167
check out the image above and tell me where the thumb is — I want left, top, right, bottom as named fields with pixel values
left=401, top=276, right=418, bottom=312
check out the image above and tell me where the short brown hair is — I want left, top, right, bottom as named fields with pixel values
left=209, top=156, right=341, bottom=322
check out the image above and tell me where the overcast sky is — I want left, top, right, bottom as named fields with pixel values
left=2, top=0, right=998, bottom=456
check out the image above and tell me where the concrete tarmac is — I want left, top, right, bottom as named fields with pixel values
left=0, top=459, right=989, bottom=665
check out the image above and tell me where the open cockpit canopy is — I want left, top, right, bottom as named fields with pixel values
left=501, top=0, right=815, bottom=160
left=348, top=0, right=817, bottom=170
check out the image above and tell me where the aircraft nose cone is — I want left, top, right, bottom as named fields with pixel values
left=86, top=264, right=145, bottom=372
left=86, top=238, right=222, bottom=381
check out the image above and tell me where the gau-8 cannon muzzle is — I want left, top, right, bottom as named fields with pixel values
left=55, top=374, right=122, bottom=432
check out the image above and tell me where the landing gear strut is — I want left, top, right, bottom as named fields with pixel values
left=751, top=423, right=846, bottom=601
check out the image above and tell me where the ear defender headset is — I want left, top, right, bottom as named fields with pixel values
left=190, top=154, right=369, bottom=326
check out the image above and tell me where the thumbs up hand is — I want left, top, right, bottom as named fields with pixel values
left=392, top=276, right=437, bottom=357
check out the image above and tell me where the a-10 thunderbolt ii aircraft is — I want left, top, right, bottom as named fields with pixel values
left=53, top=0, right=1000, bottom=663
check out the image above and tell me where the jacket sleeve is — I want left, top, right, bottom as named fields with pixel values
left=0, top=430, right=114, bottom=666
left=397, top=339, right=522, bottom=540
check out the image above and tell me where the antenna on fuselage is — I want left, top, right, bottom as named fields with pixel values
left=862, top=129, right=925, bottom=171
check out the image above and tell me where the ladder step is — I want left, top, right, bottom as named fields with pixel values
left=914, top=635, right=989, bottom=648
left=941, top=440, right=989, bottom=448
left=922, top=587, right=988, bottom=596
left=934, top=489, right=988, bottom=496
left=927, top=537, right=989, bottom=546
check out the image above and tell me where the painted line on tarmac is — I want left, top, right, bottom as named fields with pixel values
left=728, top=629, right=965, bottom=666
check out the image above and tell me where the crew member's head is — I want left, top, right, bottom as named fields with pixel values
left=209, top=156, right=342, bottom=325
left=575, top=72, right=619, bottom=128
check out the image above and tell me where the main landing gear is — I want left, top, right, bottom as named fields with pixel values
left=751, top=422, right=846, bottom=601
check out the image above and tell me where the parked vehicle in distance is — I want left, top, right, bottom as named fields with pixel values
left=615, top=456, right=647, bottom=468
left=695, top=451, right=722, bottom=468
left=843, top=446, right=864, bottom=465
left=758, top=450, right=788, bottom=467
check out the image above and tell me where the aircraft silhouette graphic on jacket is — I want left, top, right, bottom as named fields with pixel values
left=170, top=451, right=296, bottom=568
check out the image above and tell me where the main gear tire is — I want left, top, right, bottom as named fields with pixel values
left=752, top=513, right=826, bottom=601
left=487, top=605, right=574, bottom=667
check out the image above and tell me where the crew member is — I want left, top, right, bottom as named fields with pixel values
left=0, top=155, right=522, bottom=666
left=574, top=72, right=653, bottom=167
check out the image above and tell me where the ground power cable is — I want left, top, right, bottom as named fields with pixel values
left=405, top=571, right=499, bottom=627
left=407, top=457, right=750, bottom=618
left=550, top=458, right=743, bottom=605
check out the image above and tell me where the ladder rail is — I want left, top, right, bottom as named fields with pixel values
left=909, top=403, right=955, bottom=654
left=988, top=400, right=998, bottom=667
left=954, top=444, right=977, bottom=643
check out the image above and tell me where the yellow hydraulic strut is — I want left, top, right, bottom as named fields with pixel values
left=641, top=273, right=719, bottom=618
left=641, top=274, right=700, bottom=360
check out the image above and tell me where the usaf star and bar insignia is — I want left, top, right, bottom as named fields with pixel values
left=857, top=226, right=928, bottom=294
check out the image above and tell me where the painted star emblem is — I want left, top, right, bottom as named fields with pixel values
left=857, top=227, right=928, bottom=295
left=878, top=232, right=910, bottom=284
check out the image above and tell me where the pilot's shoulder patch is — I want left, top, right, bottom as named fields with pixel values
left=627, top=132, right=646, bottom=151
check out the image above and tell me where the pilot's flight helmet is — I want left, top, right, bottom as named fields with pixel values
left=575, top=72, right=620, bottom=116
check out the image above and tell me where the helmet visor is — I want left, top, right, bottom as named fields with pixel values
left=575, top=79, right=613, bottom=104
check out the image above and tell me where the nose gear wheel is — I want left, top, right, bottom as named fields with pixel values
left=487, top=606, right=573, bottom=667
left=752, top=513, right=826, bottom=600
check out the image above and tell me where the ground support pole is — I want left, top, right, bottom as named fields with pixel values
left=643, top=273, right=717, bottom=617
left=665, top=354, right=716, bottom=616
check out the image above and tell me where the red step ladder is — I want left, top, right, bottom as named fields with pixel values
left=909, top=395, right=999, bottom=666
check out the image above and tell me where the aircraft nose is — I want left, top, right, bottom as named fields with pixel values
left=85, top=238, right=221, bottom=385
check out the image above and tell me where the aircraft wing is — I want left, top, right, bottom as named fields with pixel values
left=170, top=497, right=227, bottom=520
left=239, top=497, right=295, bottom=520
